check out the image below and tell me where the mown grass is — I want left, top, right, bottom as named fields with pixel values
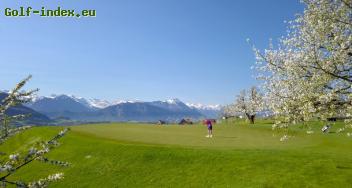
left=0, top=120, right=351, bottom=187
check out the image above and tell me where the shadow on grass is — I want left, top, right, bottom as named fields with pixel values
left=336, top=165, right=352, bottom=170
left=215, top=136, right=237, bottom=139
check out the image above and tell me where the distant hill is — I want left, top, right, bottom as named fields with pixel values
left=0, top=93, right=51, bottom=125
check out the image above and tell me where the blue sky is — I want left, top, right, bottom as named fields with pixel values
left=0, top=0, right=304, bottom=105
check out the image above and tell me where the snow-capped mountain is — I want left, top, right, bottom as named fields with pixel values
left=186, top=103, right=222, bottom=110
left=165, top=98, right=182, bottom=105
left=86, top=99, right=112, bottom=109
left=186, top=103, right=222, bottom=119
left=112, top=99, right=142, bottom=105
left=26, top=94, right=220, bottom=121
left=82, top=99, right=143, bottom=109
left=150, top=99, right=191, bottom=111
left=26, top=94, right=96, bottom=119
left=32, top=95, right=112, bottom=110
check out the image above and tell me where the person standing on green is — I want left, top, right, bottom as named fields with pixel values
left=204, top=119, right=213, bottom=138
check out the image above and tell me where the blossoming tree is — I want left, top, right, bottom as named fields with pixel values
left=252, top=0, right=351, bottom=130
left=0, top=75, right=69, bottom=187
left=231, top=87, right=264, bottom=124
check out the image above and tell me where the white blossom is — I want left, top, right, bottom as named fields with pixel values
left=252, top=0, right=351, bottom=129
left=47, top=173, right=64, bottom=181
left=0, top=76, right=69, bottom=187
left=227, top=87, right=264, bottom=124
left=9, top=153, right=19, bottom=161
left=280, top=135, right=289, bottom=142
left=28, top=173, right=64, bottom=188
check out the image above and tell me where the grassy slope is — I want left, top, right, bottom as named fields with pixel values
left=1, top=120, right=351, bottom=187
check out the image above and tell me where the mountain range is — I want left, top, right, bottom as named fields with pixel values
left=24, top=94, right=221, bottom=123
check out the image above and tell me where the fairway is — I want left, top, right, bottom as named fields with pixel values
left=1, top=121, right=352, bottom=187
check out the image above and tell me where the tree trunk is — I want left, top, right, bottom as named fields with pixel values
left=246, top=113, right=255, bottom=124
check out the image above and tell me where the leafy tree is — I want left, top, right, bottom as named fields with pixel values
left=0, top=75, right=69, bottom=187
left=252, top=0, right=351, bottom=130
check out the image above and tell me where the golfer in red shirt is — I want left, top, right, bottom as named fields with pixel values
left=204, top=119, right=213, bottom=138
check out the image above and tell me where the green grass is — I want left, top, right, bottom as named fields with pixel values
left=1, top=120, right=351, bottom=187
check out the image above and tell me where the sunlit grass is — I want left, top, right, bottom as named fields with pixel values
left=1, top=120, right=351, bottom=187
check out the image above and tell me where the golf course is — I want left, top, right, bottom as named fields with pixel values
left=1, top=120, right=351, bottom=187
